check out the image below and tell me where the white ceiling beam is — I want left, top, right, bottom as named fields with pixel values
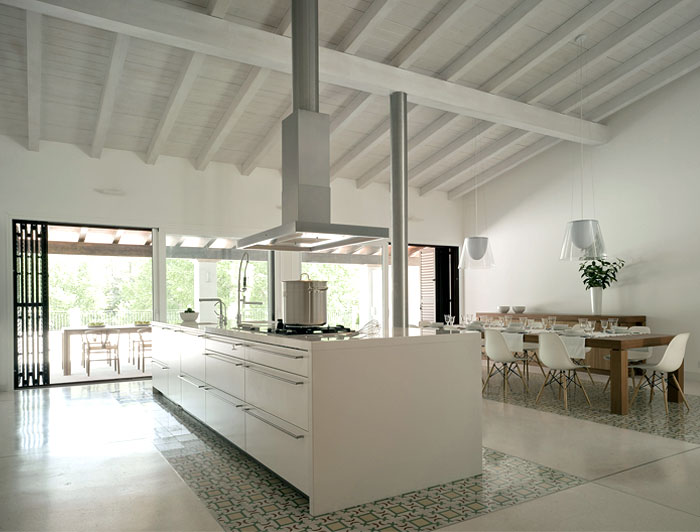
left=356, top=112, right=458, bottom=189
left=480, top=0, right=623, bottom=94
left=146, top=51, right=205, bottom=164
left=329, top=92, right=372, bottom=135
left=448, top=43, right=700, bottom=200
left=207, top=0, right=231, bottom=18
left=422, top=1, right=691, bottom=195
left=409, top=121, right=493, bottom=184
left=441, top=0, right=543, bottom=81
left=590, top=47, right=700, bottom=122
left=25, top=11, right=41, bottom=151
left=195, top=66, right=270, bottom=170
left=91, top=33, right=129, bottom=158
left=420, top=129, right=527, bottom=195
left=555, top=12, right=700, bottom=112
left=199, top=9, right=290, bottom=172
left=337, top=0, right=398, bottom=54
left=240, top=102, right=292, bottom=176
left=520, top=0, right=686, bottom=104
left=330, top=104, right=416, bottom=180
left=8, top=0, right=608, bottom=145
left=447, top=135, right=556, bottom=199
left=392, top=0, right=478, bottom=68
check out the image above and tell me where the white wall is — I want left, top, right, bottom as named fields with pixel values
left=462, top=68, right=700, bottom=379
left=0, top=136, right=463, bottom=390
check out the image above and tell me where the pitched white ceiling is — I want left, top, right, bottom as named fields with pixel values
left=2, top=0, right=700, bottom=200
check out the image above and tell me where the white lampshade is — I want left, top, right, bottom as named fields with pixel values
left=560, top=219, right=606, bottom=261
left=459, top=236, right=495, bottom=269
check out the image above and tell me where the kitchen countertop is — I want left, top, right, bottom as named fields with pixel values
left=152, top=321, right=472, bottom=350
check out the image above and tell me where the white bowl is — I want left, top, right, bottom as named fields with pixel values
left=512, top=306, right=526, bottom=314
left=497, top=305, right=510, bottom=314
left=180, top=311, right=199, bottom=322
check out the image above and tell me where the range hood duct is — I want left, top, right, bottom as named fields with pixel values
left=237, top=0, right=388, bottom=252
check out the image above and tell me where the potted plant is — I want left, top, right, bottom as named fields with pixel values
left=578, top=258, right=625, bottom=314
left=180, top=306, right=199, bottom=323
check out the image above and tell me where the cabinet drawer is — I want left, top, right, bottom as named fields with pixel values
left=151, top=358, right=169, bottom=395
left=205, top=351, right=245, bottom=399
left=245, top=342, right=308, bottom=377
left=244, top=408, right=309, bottom=494
left=245, top=363, right=308, bottom=430
left=179, top=373, right=206, bottom=421
left=205, top=336, right=246, bottom=358
left=205, top=388, right=246, bottom=450
left=167, top=366, right=181, bottom=406
left=180, top=333, right=205, bottom=382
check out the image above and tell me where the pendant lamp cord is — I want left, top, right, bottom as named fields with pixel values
left=474, top=133, right=479, bottom=234
left=578, top=35, right=584, bottom=219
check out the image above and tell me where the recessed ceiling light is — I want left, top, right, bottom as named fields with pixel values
left=93, top=187, right=126, bottom=196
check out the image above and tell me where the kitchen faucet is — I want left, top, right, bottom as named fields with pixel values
left=237, top=252, right=263, bottom=328
left=198, top=298, right=227, bottom=328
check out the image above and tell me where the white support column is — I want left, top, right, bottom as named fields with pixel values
left=151, top=228, right=167, bottom=323
left=195, top=261, right=218, bottom=323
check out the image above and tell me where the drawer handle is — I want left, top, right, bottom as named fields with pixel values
left=245, top=366, right=304, bottom=385
left=244, top=409, right=305, bottom=439
left=206, top=388, right=244, bottom=407
left=204, top=352, right=244, bottom=366
left=152, top=360, right=168, bottom=369
left=178, top=374, right=206, bottom=388
left=249, top=345, right=304, bottom=359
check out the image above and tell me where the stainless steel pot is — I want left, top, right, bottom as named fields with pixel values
left=283, top=273, right=328, bottom=326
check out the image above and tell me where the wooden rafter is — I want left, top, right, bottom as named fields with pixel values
left=91, top=33, right=129, bottom=158
left=207, top=0, right=231, bottom=18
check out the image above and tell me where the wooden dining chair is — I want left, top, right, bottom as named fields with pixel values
left=135, top=328, right=152, bottom=372
left=81, top=331, right=120, bottom=376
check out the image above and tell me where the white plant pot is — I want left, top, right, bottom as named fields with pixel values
left=590, top=287, right=603, bottom=315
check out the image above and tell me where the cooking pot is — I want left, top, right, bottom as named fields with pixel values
left=283, top=273, right=328, bottom=326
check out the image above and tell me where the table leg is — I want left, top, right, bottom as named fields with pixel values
left=668, top=360, right=684, bottom=403
left=610, top=349, right=629, bottom=415
left=62, top=331, right=71, bottom=376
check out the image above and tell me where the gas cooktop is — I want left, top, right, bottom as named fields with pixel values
left=269, top=322, right=354, bottom=335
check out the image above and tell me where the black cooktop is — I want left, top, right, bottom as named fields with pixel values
left=269, top=321, right=354, bottom=335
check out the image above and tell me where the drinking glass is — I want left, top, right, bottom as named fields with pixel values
left=578, top=318, right=588, bottom=327
left=585, top=320, right=595, bottom=334
left=610, top=318, right=619, bottom=329
left=504, top=316, right=512, bottom=328
left=600, top=319, right=609, bottom=333
left=444, top=314, right=455, bottom=327
left=548, top=316, right=557, bottom=329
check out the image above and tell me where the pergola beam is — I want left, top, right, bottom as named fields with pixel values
left=6, top=0, right=608, bottom=145
left=25, top=11, right=42, bottom=151
left=146, top=51, right=205, bottom=165
left=207, top=0, right=231, bottom=18
left=91, top=33, right=129, bottom=158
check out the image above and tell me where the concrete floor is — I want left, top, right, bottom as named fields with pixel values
left=1, top=376, right=699, bottom=531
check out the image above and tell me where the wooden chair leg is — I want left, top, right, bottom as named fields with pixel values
left=533, top=352, right=546, bottom=378
left=661, top=373, right=669, bottom=414
left=482, top=364, right=496, bottom=393
left=603, top=376, right=610, bottom=392
left=575, top=372, right=592, bottom=407
left=536, top=371, right=552, bottom=404
left=584, top=367, right=596, bottom=387
left=630, top=373, right=646, bottom=405
left=649, top=372, right=656, bottom=404
left=670, top=373, right=691, bottom=411
left=563, top=371, right=568, bottom=409
left=514, top=362, right=528, bottom=393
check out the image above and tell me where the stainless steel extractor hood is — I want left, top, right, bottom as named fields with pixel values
left=236, top=0, right=388, bottom=252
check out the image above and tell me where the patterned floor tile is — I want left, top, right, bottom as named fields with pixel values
left=482, top=369, right=700, bottom=444
left=141, top=390, right=584, bottom=532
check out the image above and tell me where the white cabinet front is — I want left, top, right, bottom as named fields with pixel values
left=245, top=363, right=309, bottom=430
left=205, top=389, right=246, bottom=450
left=151, top=359, right=169, bottom=395
left=205, top=352, right=244, bottom=399
left=179, top=374, right=206, bottom=421
left=244, top=408, right=309, bottom=494
left=246, top=342, right=308, bottom=376
left=180, top=332, right=206, bottom=382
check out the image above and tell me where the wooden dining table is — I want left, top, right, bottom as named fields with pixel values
left=61, top=325, right=152, bottom=376
left=521, top=332, right=679, bottom=415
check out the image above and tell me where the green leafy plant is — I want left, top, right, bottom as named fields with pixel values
left=579, top=258, right=625, bottom=290
left=183, top=307, right=195, bottom=313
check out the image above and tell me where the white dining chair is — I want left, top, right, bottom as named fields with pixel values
left=536, top=333, right=592, bottom=409
left=630, top=333, right=690, bottom=413
left=566, top=326, right=596, bottom=386
left=482, top=330, right=528, bottom=397
left=603, top=325, right=652, bottom=392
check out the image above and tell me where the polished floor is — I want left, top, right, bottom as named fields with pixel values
left=0, top=376, right=699, bottom=531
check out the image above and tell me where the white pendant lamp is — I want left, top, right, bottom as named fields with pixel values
left=561, top=34, right=606, bottom=261
left=459, top=137, right=494, bottom=269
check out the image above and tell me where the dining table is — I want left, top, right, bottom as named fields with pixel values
left=61, top=325, right=152, bottom=376
left=517, top=332, right=679, bottom=415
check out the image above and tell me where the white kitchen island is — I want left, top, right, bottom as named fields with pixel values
left=151, top=322, right=482, bottom=515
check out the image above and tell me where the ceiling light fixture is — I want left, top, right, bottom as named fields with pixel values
left=459, top=132, right=494, bottom=269
left=560, top=34, right=606, bottom=261
left=93, top=187, right=126, bottom=196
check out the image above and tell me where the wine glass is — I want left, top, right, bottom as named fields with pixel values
left=548, top=316, right=557, bottom=330
left=578, top=317, right=588, bottom=327
left=584, top=320, right=595, bottom=335
left=609, top=318, right=619, bottom=330
left=600, top=319, right=609, bottom=334
left=504, top=316, right=512, bottom=328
